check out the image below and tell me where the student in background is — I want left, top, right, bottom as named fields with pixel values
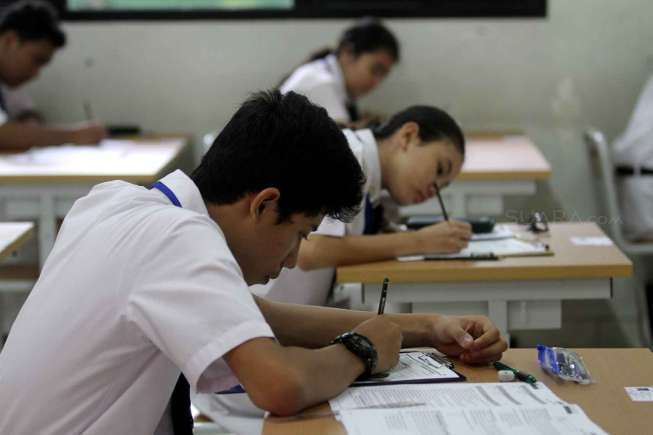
left=0, top=91, right=506, bottom=434
left=0, top=0, right=105, bottom=150
left=280, top=17, right=399, bottom=126
left=613, top=73, right=653, bottom=241
left=260, top=105, right=471, bottom=306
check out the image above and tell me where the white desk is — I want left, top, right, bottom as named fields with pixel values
left=0, top=222, right=33, bottom=263
left=337, top=223, right=632, bottom=337
left=0, top=222, right=34, bottom=336
left=0, top=137, right=189, bottom=266
left=401, top=134, right=551, bottom=217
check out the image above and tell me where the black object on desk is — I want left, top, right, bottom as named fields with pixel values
left=405, top=215, right=496, bottom=234
left=107, top=125, right=142, bottom=137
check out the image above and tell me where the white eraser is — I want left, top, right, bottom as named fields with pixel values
left=498, top=370, right=515, bottom=382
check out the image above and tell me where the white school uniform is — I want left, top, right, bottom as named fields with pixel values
left=280, top=53, right=353, bottom=123
left=0, top=170, right=274, bottom=435
left=613, top=74, right=653, bottom=241
left=1, top=85, right=35, bottom=121
left=261, top=129, right=382, bottom=305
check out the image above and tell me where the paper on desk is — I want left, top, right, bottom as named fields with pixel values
left=471, top=225, right=514, bottom=241
left=6, top=142, right=126, bottom=165
left=570, top=236, right=614, bottom=246
left=338, top=403, right=608, bottom=435
left=625, top=386, right=653, bottom=401
left=330, top=382, right=564, bottom=412
left=398, top=238, right=549, bottom=261
left=352, top=352, right=461, bottom=386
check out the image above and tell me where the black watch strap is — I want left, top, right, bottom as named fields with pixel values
left=331, top=331, right=378, bottom=377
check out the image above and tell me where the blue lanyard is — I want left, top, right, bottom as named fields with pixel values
left=151, top=181, right=182, bottom=208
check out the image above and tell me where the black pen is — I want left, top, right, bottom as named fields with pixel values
left=83, top=101, right=94, bottom=121
left=377, top=277, right=389, bottom=315
left=434, top=184, right=449, bottom=222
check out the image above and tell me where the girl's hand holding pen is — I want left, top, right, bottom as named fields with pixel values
left=415, top=220, right=472, bottom=253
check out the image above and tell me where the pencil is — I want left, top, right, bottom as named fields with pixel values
left=83, top=101, right=94, bottom=121
left=434, top=183, right=449, bottom=221
left=377, top=277, right=389, bottom=315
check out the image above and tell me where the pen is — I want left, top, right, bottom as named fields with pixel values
left=83, top=101, right=94, bottom=121
left=377, top=277, right=389, bottom=315
left=434, top=184, right=449, bottom=221
left=493, top=361, right=538, bottom=385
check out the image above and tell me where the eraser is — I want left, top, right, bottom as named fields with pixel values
left=498, top=370, right=515, bottom=382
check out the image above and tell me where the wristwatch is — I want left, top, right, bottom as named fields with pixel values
left=331, top=331, right=378, bottom=377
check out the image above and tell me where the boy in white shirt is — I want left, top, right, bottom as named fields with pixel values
left=0, top=90, right=506, bottom=435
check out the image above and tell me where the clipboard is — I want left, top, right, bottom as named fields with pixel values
left=351, top=352, right=466, bottom=387
left=400, top=237, right=553, bottom=262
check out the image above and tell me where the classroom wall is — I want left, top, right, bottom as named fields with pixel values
left=15, top=0, right=653, bottom=345
left=24, top=0, right=653, bottom=223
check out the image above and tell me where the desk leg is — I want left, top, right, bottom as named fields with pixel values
left=488, top=300, right=509, bottom=339
left=38, top=195, right=56, bottom=268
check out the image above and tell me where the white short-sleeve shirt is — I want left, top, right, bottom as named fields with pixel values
left=280, top=54, right=352, bottom=123
left=260, top=129, right=382, bottom=305
left=0, top=170, right=274, bottom=435
left=612, top=74, right=653, bottom=240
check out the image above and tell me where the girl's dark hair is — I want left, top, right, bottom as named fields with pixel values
left=191, top=90, right=365, bottom=223
left=373, top=106, right=466, bottom=155
left=278, top=18, right=399, bottom=87
left=0, top=0, right=65, bottom=48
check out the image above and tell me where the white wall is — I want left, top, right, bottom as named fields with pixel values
left=24, top=0, right=653, bottom=221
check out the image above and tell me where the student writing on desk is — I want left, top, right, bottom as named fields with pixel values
left=0, top=91, right=506, bottom=434
left=256, top=105, right=471, bottom=307
left=279, top=17, right=398, bottom=128
left=0, top=1, right=105, bottom=150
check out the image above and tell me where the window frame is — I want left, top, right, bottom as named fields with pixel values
left=53, top=0, right=547, bottom=21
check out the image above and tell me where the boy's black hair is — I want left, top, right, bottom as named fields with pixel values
left=191, top=90, right=365, bottom=223
left=373, top=106, right=465, bottom=155
left=0, top=0, right=65, bottom=48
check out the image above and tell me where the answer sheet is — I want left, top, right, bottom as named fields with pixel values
left=398, top=237, right=549, bottom=261
left=353, top=352, right=461, bottom=386
left=330, top=382, right=563, bottom=411
left=338, top=403, right=608, bottom=435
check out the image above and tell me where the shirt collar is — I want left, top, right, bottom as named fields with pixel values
left=346, top=129, right=382, bottom=203
left=156, top=170, right=209, bottom=216
left=324, top=54, right=353, bottom=106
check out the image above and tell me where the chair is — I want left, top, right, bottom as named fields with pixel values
left=584, top=127, right=653, bottom=346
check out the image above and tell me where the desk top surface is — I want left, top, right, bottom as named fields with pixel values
left=337, top=222, right=633, bottom=283
left=263, top=348, right=653, bottom=435
left=459, top=134, right=552, bottom=181
left=0, top=222, right=34, bottom=262
left=0, top=135, right=189, bottom=184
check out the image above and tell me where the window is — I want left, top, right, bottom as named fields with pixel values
left=50, top=0, right=547, bottom=20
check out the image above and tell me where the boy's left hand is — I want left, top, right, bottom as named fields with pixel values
left=426, top=315, right=507, bottom=365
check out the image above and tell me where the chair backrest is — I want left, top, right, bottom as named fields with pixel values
left=584, top=127, right=628, bottom=246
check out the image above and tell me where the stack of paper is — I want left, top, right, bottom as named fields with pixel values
left=399, top=237, right=550, bottom=261
left=330, top=383, right=607, bottom=435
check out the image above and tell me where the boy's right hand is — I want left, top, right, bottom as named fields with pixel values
left=416, top=220, right=472, bottom=254
left=352, top=315, right=402, bottom=373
